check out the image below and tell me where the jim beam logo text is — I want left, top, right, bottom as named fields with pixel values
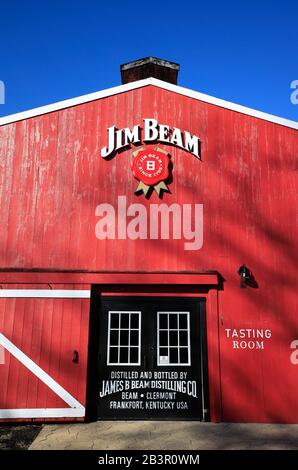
left=100, top=118, right=201, bottom=159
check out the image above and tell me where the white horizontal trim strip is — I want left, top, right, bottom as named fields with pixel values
left=0, top=289, right=90, bottom=298
left=0, top=77, right=297, bottom=129
left=0, top=408, right=85, bottom=419
left=0, top=333, right=84, bottom=410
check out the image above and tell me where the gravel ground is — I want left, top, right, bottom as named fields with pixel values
left=0, top=425, right=42, bottom=450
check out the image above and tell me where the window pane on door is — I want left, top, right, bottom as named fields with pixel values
left=180, top=348, right=189, bottom=364
left=159, top=314, right=168, bottom=330
left=179, top=314, right=188, bottom=329
left=120, top=329, right=129, bottom=344
left=119, top=347, right=129, bottom=363
left=179, top=330, right=188, bottom=346
left=170, top=330, right=178, bottom=346
left=159, top=330, right=168, bottom=346
left=130, top=314, right=139, bottom=329
left=170, top=347, right=179, bottom=363
left=120, top=313, right=129, bottom=329
left=109, top=330, right=119, bottom=346
left=110, top=313, right=119, bottom=329
left=169, top=314, right=178, bottom=329
left=129, top=347, right=139, bottom=364
left=130, top=330, right=139, bottom=346
left=157, top=312, right=191, bottom=366
left=109, top=347, right=118, bottom=364
left=107, top=311, right=141, bottom=365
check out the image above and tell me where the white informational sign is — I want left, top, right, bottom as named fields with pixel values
left=159, top=356, right=169, bottom=365
left=224, top=328, right=272, bottom=350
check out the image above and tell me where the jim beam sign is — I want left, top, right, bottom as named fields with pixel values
left=100, top=118, right=201, bottom=198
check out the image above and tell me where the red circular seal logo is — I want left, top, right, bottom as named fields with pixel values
left=131, top=147, right=170, bottom=186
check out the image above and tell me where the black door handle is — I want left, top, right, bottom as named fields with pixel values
left=72, top=350, right=79, bottom=363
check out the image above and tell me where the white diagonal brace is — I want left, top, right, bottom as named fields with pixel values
left=0, top=332, right=84, bottom=410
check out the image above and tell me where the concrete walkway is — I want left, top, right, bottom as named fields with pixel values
left=29, top=421, right=298, bottom=450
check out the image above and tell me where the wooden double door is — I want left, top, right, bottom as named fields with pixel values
left=96, top=296, right=209, bottom=420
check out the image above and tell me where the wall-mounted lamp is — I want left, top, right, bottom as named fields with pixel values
left=238, top=265, right=252, bottom=288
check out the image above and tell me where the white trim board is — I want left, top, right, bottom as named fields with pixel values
left=0, top=408, right=85, bottom=419
left=0, top=332, right=85, bottom=419
left=0, top=289, right=90, bottom=298
left=0, top=77, right=297, bottom=130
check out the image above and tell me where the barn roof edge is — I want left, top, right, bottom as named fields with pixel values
left=0, top=77, right=297, bottom=129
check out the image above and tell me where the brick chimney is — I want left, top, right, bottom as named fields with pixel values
left=120, top=57, right=180, bottom=85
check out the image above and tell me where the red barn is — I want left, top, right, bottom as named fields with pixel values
left=0, top=57, right=297, bottom=423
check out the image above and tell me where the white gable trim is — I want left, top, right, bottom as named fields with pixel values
left=0, top=77, right=297, bottom=129
left=0, top=79, right=152, bottom=126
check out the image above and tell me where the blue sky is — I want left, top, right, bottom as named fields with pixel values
left=0, top=0, right=297, bottom=120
